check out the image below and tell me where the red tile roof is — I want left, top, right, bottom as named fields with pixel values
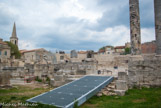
left=0, top=41, right=8, bottom=45
left=20, top=48, right=45, bottom=54
left=99, top=49, right=105, bottom=53
left=114, top=46, right=125, bottom=49
left=78, top=51, right=87, bottom=54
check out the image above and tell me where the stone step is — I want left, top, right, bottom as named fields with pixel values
left=105, top=88, right=115, bottom=91
left=109, top=82, right=116, bottom=85
left=114, top=90, right=126, bottom=96
left=108, top=85, right=115, bottom=89
left=116, top=80, right=128, bottom=90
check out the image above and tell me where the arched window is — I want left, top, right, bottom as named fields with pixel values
left=15, top=40, right=17, bottom=45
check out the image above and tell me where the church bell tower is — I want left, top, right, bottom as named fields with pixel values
left=10, top=22, right=18, bottom=46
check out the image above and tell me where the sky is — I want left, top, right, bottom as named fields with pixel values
left=0, top=0, right=155, bottom=52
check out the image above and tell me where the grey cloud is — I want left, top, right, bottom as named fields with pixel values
left=0, top=0, right=155, bottom=52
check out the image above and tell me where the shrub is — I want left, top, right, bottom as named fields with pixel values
left=5, top=41, right=21, bottom=59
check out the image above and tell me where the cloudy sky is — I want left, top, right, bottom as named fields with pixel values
left=0, top=0, right=155, bottom=52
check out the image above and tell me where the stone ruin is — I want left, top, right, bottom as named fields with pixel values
left=0, top=0, right=161, bottom=98
left=0, top=58, right=98, bottom=87
left=98, top=0, right=161, bottom=96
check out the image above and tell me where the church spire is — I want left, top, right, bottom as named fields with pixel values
left=11, top=22, right=17, bottom=38
left=10, top=22, right=18, bottom=46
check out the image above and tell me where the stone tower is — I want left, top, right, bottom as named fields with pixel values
left=129, top=0, right=141, bottom=55
left=154, top=0, right=161, bottom=55
left=10, top=22, right=18, bottom=46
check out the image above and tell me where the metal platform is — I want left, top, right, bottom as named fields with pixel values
left=27, top=76, right=113, bottom=108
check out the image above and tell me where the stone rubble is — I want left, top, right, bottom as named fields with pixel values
left=97, top=79, right=117, bottom=97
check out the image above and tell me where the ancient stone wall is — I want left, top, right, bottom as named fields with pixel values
left=95, top=55, right=129, bottom=76
left=52, top=61, right=98, bottom=86
left=141, top=41, right=156, bottom=54
left=128, top=59, right=161, bottom=88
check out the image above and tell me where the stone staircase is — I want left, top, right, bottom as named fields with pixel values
left=97, top=72, right=129, bottom=96
left=97, top=79, right=117, bottom=96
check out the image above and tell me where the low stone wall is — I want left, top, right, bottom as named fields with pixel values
left=52, top=61, right=98, bottom=86
left=128, top=59, right=161, bottom=88
left=96, top=55, right=129, bottom=77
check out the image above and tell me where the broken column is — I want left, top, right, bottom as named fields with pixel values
left=115, top=72, right=128, bottom=96
left=129, top=0, right=141, bottom=55
left=154, top=0, right=161, bottom=55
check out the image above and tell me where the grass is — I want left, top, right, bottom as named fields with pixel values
left=0, top=84, right=56, bottom=108
left=0, top=85, right=161, bottom=108
left=80, top=87, right=161, bottom=108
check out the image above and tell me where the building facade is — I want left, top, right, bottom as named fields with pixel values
left=141, top=41, right=156, bottom=54
left=0, top=38, right=11, bottom=62
left=114, top=46, right=125, bottom=54
left=20, top=48, right=54, bottom=64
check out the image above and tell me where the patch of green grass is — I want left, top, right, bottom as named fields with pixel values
left=0, top=85, right=54, bottom=107
left=80, top=87, right=161, bottom=108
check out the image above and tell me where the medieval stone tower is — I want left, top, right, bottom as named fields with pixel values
left=10, top=22, right=18, bottom=46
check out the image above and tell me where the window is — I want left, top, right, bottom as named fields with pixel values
left=60, top=56, right=64, bottom=60
left=4, top=51, right=7, bottom=56
left=15, top=40, right=17, bottom=45
left=0, top=50, right=1, bottom=55
left=114, top=66, right=118, bottom=69
left=32, top=55, right=33, bottom=60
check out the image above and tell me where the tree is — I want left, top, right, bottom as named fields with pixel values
left=99, top=45, right=114, bottom=52
left=99, top=46, right=105, bottom=51
left=125, top=48, right=131, bottom=54
left=5, top=41, right=21, bottom=59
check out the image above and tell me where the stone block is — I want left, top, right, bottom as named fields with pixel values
left=50, top=79, right=55, bottom=87
left=97, top=92, right=103, bottom=97
left=53, top=81, right=66, bottom=87
left=129, top=55, right=144, bottom=62
left=116, top=80, right=128, bottom=90
left=114, top=90, right=126, bottom=96
left=53, top=75, right=65, bottom=81
left=0, top=71, right=10, bottom=86
left=118, top=72, right=127, bottom=81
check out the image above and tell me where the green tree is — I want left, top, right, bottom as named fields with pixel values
left=99, top=45, right=114, bottom=52
left=5, top=41, right=21, bottom=59
left=125, top=47, right=131, bottom=54
left=99, top=46, right=106, bottom=51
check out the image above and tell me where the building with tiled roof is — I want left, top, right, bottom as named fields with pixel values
left=114, top=46, right=125, bottom=54
left=20, top=48, right=54, bottom=64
